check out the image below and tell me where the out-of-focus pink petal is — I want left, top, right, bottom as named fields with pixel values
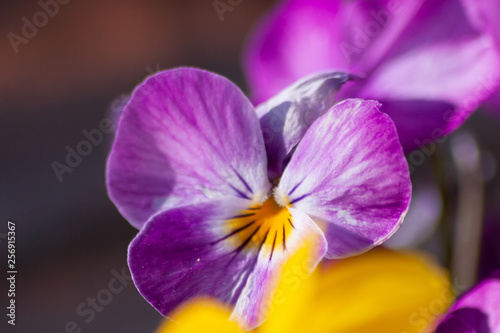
left=461, top=0, right=500, bottom=114
left=350, top=0, right=500, bottom=151
left=244, top=0, right=500, bottom=151
left=244, top=0, right=425, bottom=104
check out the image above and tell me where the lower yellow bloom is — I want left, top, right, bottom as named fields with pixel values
left=155, top=247, right=453, bottom=333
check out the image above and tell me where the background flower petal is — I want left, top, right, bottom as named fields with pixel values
left=244, top=0, right=500, bottom=152
left=351, top=0, right=500, bottom=151
left=244, top=0, right=344, bottom=104
left=278, top=99, right=411, bottom=258
left=306, top=248, right=453, bottom=333
left=243, top=0, right=425, bottom=104
left=435, top=315, right=478, bottom=333
left=154, top=298, right=242, bottom=333
left=107, top=68, right=270, bottom=229
left=461, top=0, right=500, bottom=114
left=442, top=277, right=500, bottom=333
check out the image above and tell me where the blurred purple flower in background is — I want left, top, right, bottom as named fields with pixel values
left=435, top=273, right=500, bottom=333
left=244, top=0, right=500, bottom=152
left=462, top=0, right=500, bottom=114
left=106, top=67, right=411, bottom=329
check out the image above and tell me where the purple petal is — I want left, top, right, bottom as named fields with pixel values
left=351, top=0, right=500, bottom=150
left=128, top=199, right=327, bottom=330
left=446, top=277, right=500, bottom=332
left=106, top=68, right=270, bottom=229
left=436, top=315, right=477, bottom=333
left=339, top=0, right=500, bottom=151
left=243, top=0, right=424, bottom=104
left=369, top=99, right=455, bottom=152
left=244, top=0, right=345, bottom=104
left=256, top=71, right=352, bottom=180
left=231, top=207, right=327, bottom=329
left=461, top=0, right=500, bottom=113
left=277, top=99, right=411, bottom=258
left=244, top=0, right=500, bottom=152
left=461, top=0, right=500, bottom=50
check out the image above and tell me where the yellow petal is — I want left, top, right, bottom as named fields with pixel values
left=154, top=247, right=452, bottom=333
left=305, top=247, right=454, bottom=333
left=258, top=237, right=323, bottom=333
left=154, top=297, right=243, bottom=333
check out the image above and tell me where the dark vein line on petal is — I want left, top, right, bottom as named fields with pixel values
left=288, top=218, right=295, bottom=230
left=211, top=220, right=256, bottom=245
left=289, top=193, right=311, bottom=205
left=269, top=231, right=277, bottom=262
left=259, top=229, right=270, bottom=253
left=228, top=228, right=270, bottom=304
left=288, top=179, right=305, bottom=196
left=233, top=169, right=254, bottom=195
left=282, top=224, right=287, bottom=252
left=230, top=213, right=256, bottom=219
left=233, top=225, right=261, bottom=254
left=228, top=183, right=251, bottom=200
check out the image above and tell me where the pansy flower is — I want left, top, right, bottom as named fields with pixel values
left=244, top=0, right=500, bottom=151
left=106, top=67, right=411, bottom=329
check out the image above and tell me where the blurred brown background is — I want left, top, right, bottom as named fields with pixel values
left=0, top=1, right=276, bottom=331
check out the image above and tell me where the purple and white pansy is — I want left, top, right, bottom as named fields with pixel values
left=106, top=67, right=411, bottom=329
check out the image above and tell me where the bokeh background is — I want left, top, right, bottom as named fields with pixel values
left=1, top=0, right=500, bottom=332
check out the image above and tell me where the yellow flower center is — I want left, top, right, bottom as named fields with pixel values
left=221, top=196, right=294, bottom=259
